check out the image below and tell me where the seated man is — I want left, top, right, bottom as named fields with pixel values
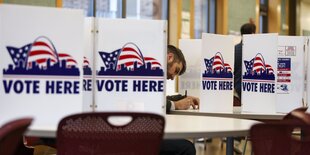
left=166, top=45, right=199, bottom=113
left=160, top=45, right=199, bottom=155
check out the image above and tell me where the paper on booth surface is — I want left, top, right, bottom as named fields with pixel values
left=276, top=36, right=305, bottom=113
left=179, top=39, right=201, bottom=98
left=82, top=17, right=95, bottom=112
left=94, top=19, right=167, bottom=115
left=242, top=34, right=278, bottom=113
left=0, top=4, right=84, bottom=126
left=200, top=33, right=234, bottom=112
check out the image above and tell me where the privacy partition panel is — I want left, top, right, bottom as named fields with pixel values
left=276, top=36, right=305, bottom=113
left=94, top=19, right=167, bottom=115
left=0, top=4, right=84, bottom=126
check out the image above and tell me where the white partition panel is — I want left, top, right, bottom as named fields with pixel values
left=95, top=19, right=167, bottom=115
left=242, top=34, right=278, bottom=113
left=276, top=36, right=305, bottom=113
left=200, top=33, right=234, bottom=112
left=179, top=39, right=201, bottom=98
left=0, top=5, right=84, bottom=126
left=82, top=17, right=95, bottom=111
left=307, top=37, right=310, bottom=111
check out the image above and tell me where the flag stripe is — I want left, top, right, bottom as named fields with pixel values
left=28, top=50, right=57, bottom=59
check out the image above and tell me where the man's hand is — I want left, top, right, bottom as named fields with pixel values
left=174, top=96, right=199, bottom=110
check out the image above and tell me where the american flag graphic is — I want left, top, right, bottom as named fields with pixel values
left=83, top=56, right=90, bottom=67
left=244, top=53, right=273, bottom=74
left=204, top=57, right=214, bottom=72
left=58, top=53, right=77, bottom=68
left=224, top=63, right=232, bottom=72
left=204, top=52, right=232, bottom=73
left=6, top=36, right=77, bottom=69
left=265, top=64, right=274, bottom=74
left=244, top=59, right=254, bottom=74
left=144, top=57, right=161, bottom=69
left=118, top=44, right=144, bottom=69
left=27, top=37, right=58, bottom=67
left=212, top=53, right=224, bottom=71
left=99, top=43, right=162, bottom=71
left=6, top=43, right=32, bottom=67
left=99, top=49, right=120, bottom=70
left=253, top=54, right=265, bottom=73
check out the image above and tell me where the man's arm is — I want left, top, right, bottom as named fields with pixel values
left=166, top=95, right=199, bottom=113
left=166, top=99, right=172, bottom=113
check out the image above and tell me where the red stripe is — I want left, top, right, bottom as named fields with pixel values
left=29, top=50, right=57, bottom=59
left=64, top=58, right=77, bottom=64
left=150, top=62, right=161, bottom=65
left=84, top=60, right=89, bottom=64
left=119, top=54, right=143, bottom=62
left=34, top=58, right=56, bottom=64
left=144, top=57, right=155, bottom=61
left=58, top=53, right=70, bottom=57
left=255, top=56, right=263, bottom=61
left=123, top=61, right=143, bottom=67
left=33, top=41, right=54, bottom=52
left=122, top=47, right=140, bottom=55
left=214, top=66, right=222, bottom=70
left=213, top=61, right=223, bottom=65
left=214, top=55, right=222, bottom=60
left=253, top=62, right=264, bottom=68
left=33, top=41, right=51, bottom=48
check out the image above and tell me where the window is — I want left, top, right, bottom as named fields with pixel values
left=259, top=0, right=268, bottom=33
left=193, top=0, right=216, bottom=39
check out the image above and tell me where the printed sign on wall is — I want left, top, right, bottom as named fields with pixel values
left=95, top=19, right=166, bottom=115
left=200, top=33, right=234, bottom=112
left=0, top=5, right=84, bottom=126
left=242, top=34, right=278, bottom=113
left=276, top=36, right=304, bottom=113
left=179, top=39, right=201, bottom=98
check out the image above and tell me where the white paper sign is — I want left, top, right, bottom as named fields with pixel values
left=82, top=17, right=95, bottom=112
left=200, top=33, right=234, bottom=112
left=95, top=19, right=166, bottom=115
left=0, top=5, right=84, bottom=126
left=179, top=39, right=201, bottom=98
left=242, top=34, right=278, bottom=113
left=276, top=36, right=305, bottom=113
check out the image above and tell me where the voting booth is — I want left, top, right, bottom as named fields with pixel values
left=94, top=19, right=167, bottom=115
left=200, top=33, right=234, bottom=112
left=276, top=36, right=305, bottom=113
left=0, top=5, right=84, bottom=126
left=178, top=39, right=201, bottom=98
left=242, top=34, right=278, bottom=113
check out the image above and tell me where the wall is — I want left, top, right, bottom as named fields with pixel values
left=3, top=0, right=56, bottom=7
left=227, top=0, right=256, bottom=34
left=300, top=1, right=310, bottom=35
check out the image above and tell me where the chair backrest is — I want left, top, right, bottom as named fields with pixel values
left=283, top=107, right=308, bottom=120
left=57, top=112, right=165, bottom=155
left=0, top=118, right=33, bottom=155
left=250, top=111, right=310, bottom=155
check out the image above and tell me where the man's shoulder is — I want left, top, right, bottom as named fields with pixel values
left=235, top=42, right=242, bottom=52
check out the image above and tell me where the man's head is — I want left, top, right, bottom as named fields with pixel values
left=167, top=45, right=186, bottom=80
left=240, top=23, right=256, bottom=35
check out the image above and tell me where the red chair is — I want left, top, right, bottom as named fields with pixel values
left=57, top=112, right=165, bottom=155
left=0, top=118, right=33, bottom=155
left=250, top=111, right=310, bottom=155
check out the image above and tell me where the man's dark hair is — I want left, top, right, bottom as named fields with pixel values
left=167, top=45, right=186, bottom=75
left=240, top=23, right=256, bottom=35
